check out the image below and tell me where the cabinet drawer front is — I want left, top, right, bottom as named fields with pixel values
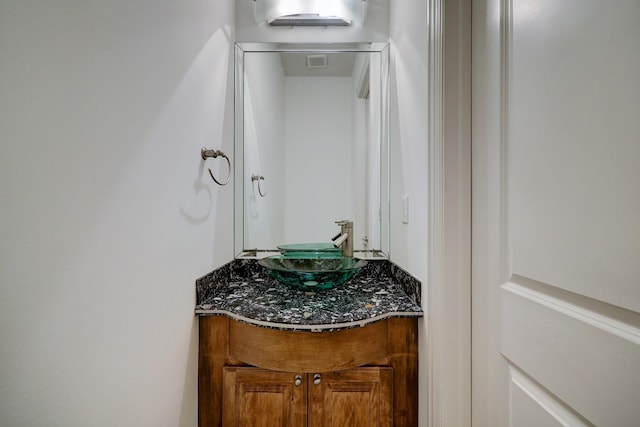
left=229, top=320, right=388, bottom=373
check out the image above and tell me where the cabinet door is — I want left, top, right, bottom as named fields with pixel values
left=308, top=367, right=393, bottom=427
left=222, top=367, right=306, bottom=427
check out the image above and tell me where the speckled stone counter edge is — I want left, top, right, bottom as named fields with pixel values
left=195, top=259, right=423, bottom=331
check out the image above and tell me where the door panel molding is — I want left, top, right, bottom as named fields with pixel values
left=501, top=285, right=640, bottom=425
left=504, top=278, right=640, bottom=345
left=509, top=366, right=592, bottom=427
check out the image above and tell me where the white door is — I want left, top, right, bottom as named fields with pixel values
left=471, top=1, right=640, bottom=426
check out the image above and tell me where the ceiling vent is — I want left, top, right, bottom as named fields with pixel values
left=268, top=13, right=351, bottom=26
left=306, top=54, right=328, bottom=69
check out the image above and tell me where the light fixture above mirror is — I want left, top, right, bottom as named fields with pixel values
left=254, top=0, right=369, bottom=26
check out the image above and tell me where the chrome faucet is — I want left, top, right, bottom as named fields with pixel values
left=332, top=220, right=353, bottom=257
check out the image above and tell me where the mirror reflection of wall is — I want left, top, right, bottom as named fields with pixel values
left=284, top=58, right=354, bottom=243
left=237, top=44, right=388, bottom=256
left=243, top=52, right=286, bottom=250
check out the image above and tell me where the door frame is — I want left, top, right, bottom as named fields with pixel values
left=426, top=0, right=472, bottom=426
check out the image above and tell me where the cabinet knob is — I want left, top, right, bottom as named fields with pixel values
left=294, top=375, right=302, bottom=387
left=313, top=374, right=322, bottom=385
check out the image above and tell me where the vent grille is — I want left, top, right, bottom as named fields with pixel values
left=268, top=14, right=351, bottom=27
left=306, top=54, right=328, bottom=69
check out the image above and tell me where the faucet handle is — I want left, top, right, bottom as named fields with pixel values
left=335, top=220, right=352, bottom=226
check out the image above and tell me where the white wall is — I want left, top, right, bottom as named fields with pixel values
left=284, top=77, right=354, bottom=243
left=0, top=1, right=235, bottom=426
left=389, top=3, right=428, bottom=280
left=389, top=0, right=430, bottom=425
left=243, top=53, right=286, bottom=249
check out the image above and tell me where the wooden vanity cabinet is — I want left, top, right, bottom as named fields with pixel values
left=199, top=316, right=418, bottom=426
left=223, top=367, right=392, bottom=426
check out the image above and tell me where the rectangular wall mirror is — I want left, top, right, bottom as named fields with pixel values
left=234, top=42, right=389, bottom=258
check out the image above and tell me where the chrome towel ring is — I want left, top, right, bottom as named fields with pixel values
left=251, top=174, right=266, bottom=197
left=201, top=147, right=231, bottom=186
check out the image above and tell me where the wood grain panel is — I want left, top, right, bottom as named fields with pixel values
left=386, top=317, right=419, bottom=426
left=222, top=367, right=306, bottom=427
left=229, top=319, right=388, bottom=373
left=308, top=367, right=393, bottom=427
left=199, top=316, right=418, bottom=426
left=198, top=316, right=230, bottom=427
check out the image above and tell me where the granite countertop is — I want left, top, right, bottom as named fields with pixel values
left=195, top=259, right=423, bottom=331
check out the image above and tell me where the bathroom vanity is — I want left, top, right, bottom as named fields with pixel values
left=196, top=259, right=422, bottom=426
left=195, top=41, right=422, bottom=425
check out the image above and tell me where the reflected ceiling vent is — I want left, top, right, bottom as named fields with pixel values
left=268, top=13, right=351, bottom=26
left=306, top=54, right=328, bottom=69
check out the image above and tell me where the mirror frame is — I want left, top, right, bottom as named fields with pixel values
left=234, top=42, right=390, bottom=258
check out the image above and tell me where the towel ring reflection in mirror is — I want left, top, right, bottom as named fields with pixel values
left=251, top=174, right=266, bottom=197
left=201, top=147, right=231, bottom=186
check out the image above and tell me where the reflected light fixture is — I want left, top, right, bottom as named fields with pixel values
left=253, top=0, right=368, bottom=26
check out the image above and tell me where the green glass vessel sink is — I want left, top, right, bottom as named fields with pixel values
left=277, top=243, right=341, bottom=258
left=258, top=255, right=367, bottom=291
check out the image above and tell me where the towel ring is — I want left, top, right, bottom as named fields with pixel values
left=201, top=147, right=231, bottom=186
left=251, top=174, right=266, bottom=197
